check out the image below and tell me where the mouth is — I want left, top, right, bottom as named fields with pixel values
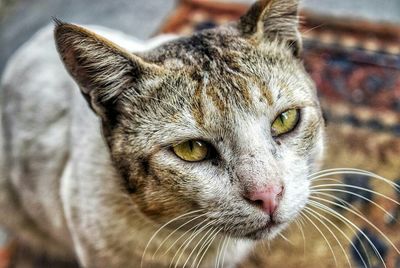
left=243, top=220, right=282, bottom=240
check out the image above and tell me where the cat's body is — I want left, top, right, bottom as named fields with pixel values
left=0, top=1, right=324, bottom=267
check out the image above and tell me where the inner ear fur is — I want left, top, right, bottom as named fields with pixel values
left=54, top=20, right=162, bottom=120
left=238, top=0, right=302, bottom=57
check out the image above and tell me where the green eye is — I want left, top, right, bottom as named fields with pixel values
left=172, top=140, right=209, bottom=162
left=271, top=109, right=300, bottom=137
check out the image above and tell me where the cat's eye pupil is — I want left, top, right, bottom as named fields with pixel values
left=188, top=140, right=194, bottom=151
left=279, top=114, right=285, bottom=124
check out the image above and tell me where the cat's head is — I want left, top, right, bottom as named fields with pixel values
left=55, top=0, right=324, bottom=240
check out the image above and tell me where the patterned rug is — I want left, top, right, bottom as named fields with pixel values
left=160, top=0, right=400, bottom=267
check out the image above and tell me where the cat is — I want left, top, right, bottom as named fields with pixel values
left=0, top=0, right=325, bottom=267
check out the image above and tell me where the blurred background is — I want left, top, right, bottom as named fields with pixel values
left=1, top=0, right=400, bottom=74
left=1, top=0, right=400, bottom=267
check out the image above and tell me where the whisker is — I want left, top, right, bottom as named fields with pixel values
left=304, top=205, right=368, bottom=268
left=311, top=177, right=343, bottom=184
left=220, top=235, right=231, bottom=268
left=279, top=233, right=295, bottom=246
left=311, top=190, right=362, bottom=215
left=214, top=233, right=226, bottom=268
left=309, top=169, right=399, bottom=191
left=190, top=227, right=219, bottom=268
left=294, top=218, right=306, bottom=256
left=163, top=218, right=209, bottom=257
left=264, top=239, right=271, bottom=251
left=301, top=211, right=339, bottom=267
left=216, top=226, right=233, bottom=268
left=308, top=168, right=374, bottom=178
left=310, top=196, right=400, bottom=258
left=288, top=23, right=326, bottom=54
left=153, top=213, right=207, bottom=258
left=304, top=207, right=352, bottom=268
left=194, top=227, right=223, bottom=268
left=182, top=225, right=216, bottom=268
left=310, top=176, right=377, bottom=216
left=311, top=183, right=400, bottom=206
left=171, top=220, right=216, bottom=268
left=140, top=209, right=203, bottom=267
left=297, top=214, right=307, bottom=227
left=308, top=200, right=383, bottom=268
left=311, top=189, right=396, bottom=218
left=259, top=240, right=267, bottom=258
left=301, top=23, right=326, bottom=36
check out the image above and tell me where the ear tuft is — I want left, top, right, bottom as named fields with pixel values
left=239, top=0, right=302, bottom=57
left=52, top=17, right=65, bottom=27
left=54, top=22, right=139, bottom=100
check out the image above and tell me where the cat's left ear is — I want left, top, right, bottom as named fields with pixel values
left=54, top=21, right=163, bottom=124
left=238, top=0, right=302, bottom=57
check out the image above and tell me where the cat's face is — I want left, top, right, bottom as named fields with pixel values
left=55, top=0, right=324, bottom=240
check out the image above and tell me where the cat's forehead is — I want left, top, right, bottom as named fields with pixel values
left=143, top=26, right=294, bottom=70
left=129, top=27, right=316, bottom=136
left=144, top=27, right=311, bottom=100
left=143, top=27, right=309, bottom=95
left=184, top=63, right=313, bottom=132
left=143, top=27, right=243, bottom=66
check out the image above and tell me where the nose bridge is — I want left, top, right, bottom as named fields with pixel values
left=234, top=151, right=281, bottom=190
left=232, top=118, right=282, bottom=189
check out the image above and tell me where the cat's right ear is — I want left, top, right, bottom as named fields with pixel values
left=54, top=20, right=162, bottom=122
left=238, top=0, right=302, bottom=56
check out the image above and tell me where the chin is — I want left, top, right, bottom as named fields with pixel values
left=243, top=221, right=290, bottom=241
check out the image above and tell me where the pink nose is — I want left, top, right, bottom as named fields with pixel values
left=245, top=185, right=284, bottom=216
